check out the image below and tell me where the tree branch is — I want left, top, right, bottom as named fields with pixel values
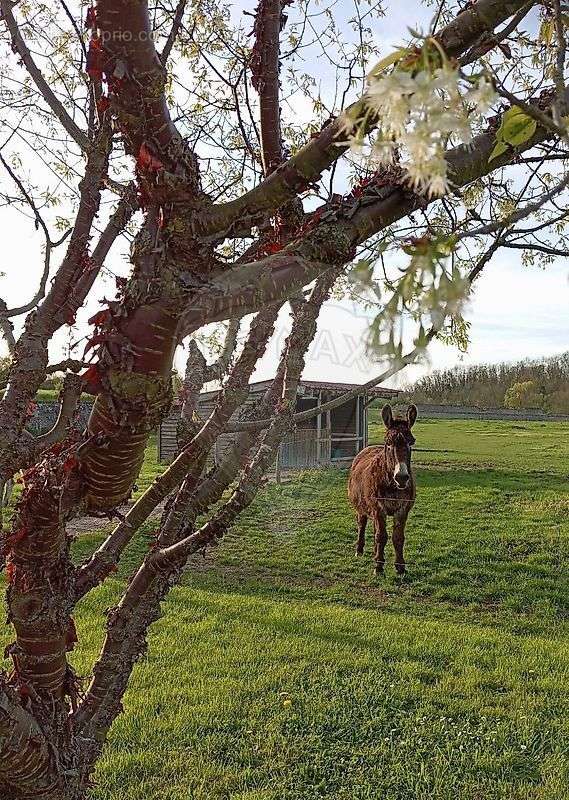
left=502, top=241, right=569, bottom=257
left=0, top=299, right=15, bottom=355
left=95, top=0, right=198, bottom=183
left=0, top=680, right=60, bottom=799
left=190, top=0, right=535, bottom=239
left=251, top=0, right=285, bottom=175
left=73, top=305, right=280, bottom=599
left=72, top=273, right=336, bottom=755
left=204, top=318, right=241, bottom=380
left=182, top=85, right=561, bottom=334
left=460, top=1, right=534, bottom=67
left=0, top=0, right=89, bottom=151
left=31, top=373, right=83, bottom=454
left=0, top=124, right=113, bottom=477
left=160, top=0, right=187, bottom=65
left=177, top=340, right=208, bottom=443
left=0, top=150, right=60, bottom=319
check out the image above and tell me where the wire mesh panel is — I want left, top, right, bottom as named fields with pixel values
left=277, top=430, right=364, bottom=469
left=278, top=430, right=322, bottom=469
left=330, top=434, right=361, bottom=461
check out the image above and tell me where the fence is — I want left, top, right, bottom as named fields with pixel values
left=415, top=403, right=569, bottom=422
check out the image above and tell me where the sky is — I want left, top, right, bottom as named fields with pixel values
left=250, top=252, right=569, bottom=388
left=0, top=1, right=567, bottom=390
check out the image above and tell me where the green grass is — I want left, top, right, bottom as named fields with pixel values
left=3, top=419, right=569, bottom=799
left=369, top=412, right=569, bottom=475
left=1, top=389, right=96, bottom=403
left=133, top=434, right=164, bottom=497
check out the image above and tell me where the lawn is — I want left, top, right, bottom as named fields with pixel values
left=3, top=419, right=569, bottom=799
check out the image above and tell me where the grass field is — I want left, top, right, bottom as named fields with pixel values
left=3, top=418, right=569, bottom=799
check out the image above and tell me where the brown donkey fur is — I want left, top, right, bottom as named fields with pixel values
left=348, top=404, right=417, bottom=575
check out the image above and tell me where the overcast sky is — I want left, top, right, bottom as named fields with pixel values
left=0, top=1, right=567, bottom=389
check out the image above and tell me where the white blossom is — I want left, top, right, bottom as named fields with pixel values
left=352, top=52, right=496, bottom=198
left=467, top=75, right=496, bottom=115
left=372, top=137, right=397, bottom=164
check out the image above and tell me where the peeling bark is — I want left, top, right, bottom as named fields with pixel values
left=0, top=0, right=546, bottom=797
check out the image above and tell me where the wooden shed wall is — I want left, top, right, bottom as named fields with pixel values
left=158, top=391, right=370, bottom=467
left=158, top=394, right=260, bottom=465
left=158, top=409, right=180, bottom=464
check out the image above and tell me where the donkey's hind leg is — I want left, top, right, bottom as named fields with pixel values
left=355, top=514, right=367, bottom=556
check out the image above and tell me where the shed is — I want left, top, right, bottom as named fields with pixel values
left=159, top=379, right=399, bottom=470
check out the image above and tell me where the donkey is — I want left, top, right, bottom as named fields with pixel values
left=348, top=404, right=417, bottom=575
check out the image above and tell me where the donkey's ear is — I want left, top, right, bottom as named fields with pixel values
left=381, top=404, right=394, bottom=428
left=407, top=404, right=418, bottom=428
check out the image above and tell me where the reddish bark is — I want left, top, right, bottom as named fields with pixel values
left=81, top=301, right=179, bottom=512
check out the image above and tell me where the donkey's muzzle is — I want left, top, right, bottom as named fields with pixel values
left=394, top=466, right=410, bottom=489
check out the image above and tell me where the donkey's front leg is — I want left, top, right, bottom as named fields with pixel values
left=355, top=513, right=367, bottom=556
left=373, top=513, right=388, bottom=575
left=393, top=510, right=408, bottom=575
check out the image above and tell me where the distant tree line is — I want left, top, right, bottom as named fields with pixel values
left=408, top=353, right=569, bottom=413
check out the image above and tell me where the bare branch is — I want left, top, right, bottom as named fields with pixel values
left=31, top=373, right=83, bottom=454
left=72, top=271, right=339, bottom=751
left=0, top=680, right=59, bottom=798
left=160, top=0, right=187, bottom=65
left=181, top=89, right=560, bottom=334
left=0, top=0, right=89, bottom=150
left=0, top=299, right=15, bottom=354
left=73, top=305, right=280, bottom=599
left=0, top=124, right=112, bottom=475
left=0, top=149, right=52, bottom=244
left=95, top=0, right=198, bottom=182
left=457, top=171, right=569, bottom=241
left=91, top=185, right=138, bottom=267
left=0, top=150, right=73, bottom=318
left=177, top=340, right=208, bottom=443
left=552, top=0, right=567, bottom=118
left=204, top=318, right=241, bottom=380
left=502, top=241, right=569, bottom=257
left=460, top=2, right=534, bottom=67
left=46, top=359, right=89, bottom=375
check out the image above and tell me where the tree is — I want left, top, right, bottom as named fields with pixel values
left=410, top=353, right=569, bottom=410
left=0, top=355, right=11, bottom=389
left=504, top=379, right=543, bottom=409
left=0, top=0, right=567, bottom=797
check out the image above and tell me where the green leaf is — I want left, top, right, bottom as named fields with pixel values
left=488, top=140, right=510, bottom=163
left=367, top=48, right=410, bottom=78
left=494, top=106, right=522, bottom=141
left=501, top=107, right=537, bottom=146
left=351, top=258, right=373, bottom=276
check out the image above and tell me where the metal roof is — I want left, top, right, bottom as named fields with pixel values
left=197, top=378, right=399, bottom=403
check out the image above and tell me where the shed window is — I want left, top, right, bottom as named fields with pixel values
left=295, top=397, right=318, bottom=429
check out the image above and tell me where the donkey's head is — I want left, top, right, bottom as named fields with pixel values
left=381, top=404, right=417, bottom=490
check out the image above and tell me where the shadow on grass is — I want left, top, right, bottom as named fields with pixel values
left=186, top=467, right=569, bottom=621
left=71, top=465, right=569, bottom=631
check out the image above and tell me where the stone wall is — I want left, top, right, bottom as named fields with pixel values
left=27, top=401, right=93, bottom=435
